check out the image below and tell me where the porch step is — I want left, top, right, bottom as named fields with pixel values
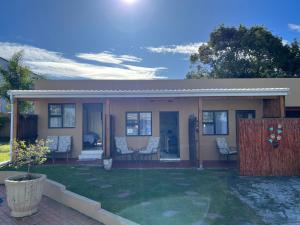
left=78, top=150, right=104, bottom=160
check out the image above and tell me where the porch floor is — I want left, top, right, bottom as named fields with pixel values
left=112, top=160, right=194, bottom=168
left=45, top=158, right=237, bottom=169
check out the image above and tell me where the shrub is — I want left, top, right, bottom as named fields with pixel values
left=12, top=139, right=49, bottom=179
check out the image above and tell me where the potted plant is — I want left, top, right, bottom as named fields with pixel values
left=5, top=139, right=49, bottom=217
left=103, top=156, right=113, bottom=171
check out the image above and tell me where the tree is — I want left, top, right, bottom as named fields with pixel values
left=12, top=139, right=49, bottom=177
left=0, top=51, right=36, bottom=112
left=187, top=25, right=300, bottom=79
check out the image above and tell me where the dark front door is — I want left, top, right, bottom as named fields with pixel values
left=159, top=112, right=179, bottom=159
left=235, top=110, right=256, bottom=146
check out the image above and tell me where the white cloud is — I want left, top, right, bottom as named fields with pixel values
left=77, top=51, right=142, bottom=64
left=146, top=42, right=205, bottom=55
left=288, top=23, right=300, bottom=32
left=282, top=39, right=289, bottom=45
left=0, top=42, right=166, bottom=79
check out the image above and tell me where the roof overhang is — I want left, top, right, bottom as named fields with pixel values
left=8, top=88, right=289, bottom=99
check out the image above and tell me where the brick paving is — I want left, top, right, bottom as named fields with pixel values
left=0, top=185, right=103, bottom=225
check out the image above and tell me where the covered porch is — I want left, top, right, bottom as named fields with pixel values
left=8, top=87, right=288, bottom=167
left=8, top=93, right=112, bottom=161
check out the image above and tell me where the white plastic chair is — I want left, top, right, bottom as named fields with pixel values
left=115, top=137, right=134, bottom=160
left=58, top=136, right=72, bottom=161
left=139, top=137, right=160, bottom=160
left=46, top=136, right=58, bottom=163
left=216, top=137, right=237, bottom=160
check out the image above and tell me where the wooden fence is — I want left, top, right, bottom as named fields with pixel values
left=188, top=115, right=198, bottom=167
left=0, top=113, right=10, bottom=140
left=239, top=118, right=300, bottom=176
left=17, top=114, right=38, bottom=143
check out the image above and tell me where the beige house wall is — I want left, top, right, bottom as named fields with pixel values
left=35, top=78, right=300, bottom=107
left=34, top=96, right=264, bottom=161
left=35, top=98, right=105, bottom=158
left=35, top=97, right=198, bottom=160
left=110, top=98, right=198, bottom=160
left=200, top=98, right=263, bottom=161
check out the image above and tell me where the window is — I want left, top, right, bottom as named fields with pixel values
left=48, top=104, right=76, bottom=128
left=126, top=112, right=152, bottom=136
left=202, top=111, right=228, bottom=135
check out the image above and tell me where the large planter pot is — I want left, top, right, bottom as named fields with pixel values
left=4, top=173, right=46, bottom=217
left=103, top=158, right=113, bottom=170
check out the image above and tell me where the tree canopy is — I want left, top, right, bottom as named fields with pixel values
left=187, top=25, right=300, bottom=79
left=0, top=51, right=36, bottom=112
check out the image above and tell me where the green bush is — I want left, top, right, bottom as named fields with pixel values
left=12, top=139, right=49, bottom=176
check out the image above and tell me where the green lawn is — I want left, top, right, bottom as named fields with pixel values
left=11, top=166, right=264, bottom=225
left=0, top=143, right=10, bottom=163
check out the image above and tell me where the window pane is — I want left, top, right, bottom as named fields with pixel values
left=127, top=124, right=139, bottom=135
left=203, top=112, right=214, bottom=123
left=139, top=113, right=152, bottom=135
left=246, top=112, right=255, bottom=119
left=215, top=111, right=228, bottom=134
left=127, top=113, right=139, bottom=135
left=63, top=104, right=76, bottom=127
left=49, top=104, right=62, bottom=116
left=203, top=123, right=214, bottom=134
left=50, top=117, right=62, bottom=128
left=127, top=113, right=138, bottom=123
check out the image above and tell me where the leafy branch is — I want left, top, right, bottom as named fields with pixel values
left=12, top=139, right=49, bottom=175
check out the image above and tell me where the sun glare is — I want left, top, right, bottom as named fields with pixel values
left=122, top=0, right=137, bottom=5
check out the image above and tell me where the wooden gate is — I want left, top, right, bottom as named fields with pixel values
left=17, top=114, right=38, bottom=143
left=239, top=118, right=300, bottom=176
left=188, top=115, right=198, bottom=167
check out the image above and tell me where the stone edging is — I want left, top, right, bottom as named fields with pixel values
left=0, top=171, right=139, bottom=225
left=0, top=160, right=10, bottom=167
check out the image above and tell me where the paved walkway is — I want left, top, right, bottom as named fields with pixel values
left=0, top=185, right=103, bottom=225
left=231, top=176, right=300, bottom=225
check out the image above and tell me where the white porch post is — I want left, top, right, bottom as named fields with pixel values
left=197, top=97, right=203, bottom=169
left=9, top=93, right=14, bottom=162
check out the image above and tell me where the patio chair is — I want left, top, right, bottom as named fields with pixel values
left=46, top=136, right=59, bottom=163
left=216, top=137, right=237, bottom=161
left=138, top=137, right=160, bottom=160
left=57, top=136, right=72, bottom=161
left=114, top=137, right=134, bottom=160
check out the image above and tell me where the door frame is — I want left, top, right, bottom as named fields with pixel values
left=159, top=111, right=180, bottom=160
left=82, top=103, right=104, bottom=151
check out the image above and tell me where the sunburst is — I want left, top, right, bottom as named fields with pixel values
left=122, top=0, right=138, bottom=5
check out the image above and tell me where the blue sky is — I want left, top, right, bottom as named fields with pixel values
left=0, top=0, right=300, bottom=79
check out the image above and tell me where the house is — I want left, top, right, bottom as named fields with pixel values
left=8, top=78, right=300, bottom=167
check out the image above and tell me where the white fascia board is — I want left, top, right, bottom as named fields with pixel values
left=7, top=88, right=289, bottom=99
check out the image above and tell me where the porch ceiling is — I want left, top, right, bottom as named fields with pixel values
left=8, top=88, right=289, bottom=99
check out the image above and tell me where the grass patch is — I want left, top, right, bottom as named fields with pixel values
left=0, top=143, right=10, bottom=163
left=2, top=165, right=265, bottom=225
